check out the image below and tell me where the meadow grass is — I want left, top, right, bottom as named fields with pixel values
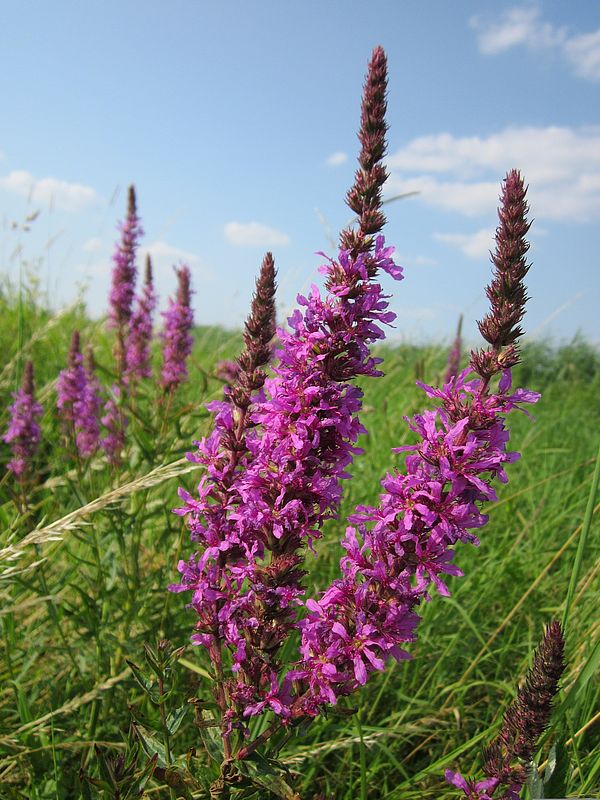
left=0, top=292, right=598, bottom=799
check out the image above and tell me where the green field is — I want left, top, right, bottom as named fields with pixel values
left=0, top=286, right=598, bottom=799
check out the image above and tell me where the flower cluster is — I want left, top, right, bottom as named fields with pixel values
left=3, top=361, right=43, bottom=477
left=56, top=331, right=102, bottom=457
left=160, top=265, right=194, bottom=393
left=173, top=234, right=402, bottom=725
left=125, top=254, right=157, bottom=381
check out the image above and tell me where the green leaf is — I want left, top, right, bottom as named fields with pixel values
left=166, top=703, right=189, bottom=736
left=543, top=738, right=570, bottom=799
left=143, top=642, right=164, bottom=678
left=197, top=717, right=224, bottom=764
left=237, top=753, right=300, bottom=800
left=528, top=763, right=545, bottom=799
left=133, top=723, right=168, bottom=768
left=126, top=659, right=159, bottom=703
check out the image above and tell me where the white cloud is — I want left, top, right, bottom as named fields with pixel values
left=397, top=253, right=438, bottom=267
left=326, top=151, right=348, bottom=167
left=140, top=239, right=208, bottom=273
left=434, top=229, right=494, bottom=260
left=386, top=126, right=600, bottom=222
left=0, top=170, right=98, bottom=211
left=224, top=221, right=290, bottom=247
left=470, top=6, right=600, bottom=82
left=83, top=236, right=103, bottom=253
left=564, top=29, right=600, bottom=82
left=79, top=239, right=209, bottom=280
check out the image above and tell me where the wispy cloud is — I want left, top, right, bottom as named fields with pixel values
left=0, top=169, right=98, bottom=211
left=325, top=151, right=348, bottom=167
left=470, top=6, right=600, bottom=82
left=140, top=239, right=209, bottom=274
left=224, top=221, right=290, bottom=247
left=387, top=126, right=600, bottom=221
left=83, top=237, right=103, bottom=253
left=434, top=229, right=494, bottom=260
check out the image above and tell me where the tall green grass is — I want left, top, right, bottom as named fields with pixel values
left=0, top=292, right=598, bottom=799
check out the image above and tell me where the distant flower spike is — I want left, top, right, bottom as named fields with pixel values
left=4, top=361, right=43, bottom=477
left=445, top=314, right=463, bottom=384
left=100, top=385, right=127, bottom=466
left=125, top=254, right=157, bottom=380
left=57, top=330, right=86, bottom=427
left=77, top=346, right=103, bottom=457
left=108, top=185, right=143, bottom=378
left=57, top=330, right=102, bottom=457
left=160, top=265, right=194, bottom=393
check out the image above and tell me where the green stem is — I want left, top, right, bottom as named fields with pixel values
left=356, top=711, right=368, bottom=800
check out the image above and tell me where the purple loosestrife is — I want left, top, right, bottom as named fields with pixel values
left=108, top=185, right=143, bottom=378
left=215, top=359, right=242, bottom=391
left=100, top=385, right=128, bottom=466
left=4, top=361, right=43, bottom=477
left=471, top=170, right=531, bottom=381
left=445, top=314, right=463, bottom=383
left=160, top=265, right=194, bottom=394
left=290, top=171, right=538, bottom=716
left=56, top=331, right=102, bottom=457
left=172, top=48, right=403, bottom=737
left=78, top=346, right=103, bottom=457
left=56, top=331, right=86, bottom=428
left=125, top=254, right=157, bottom=381
left=446, top=621, right=565, bottom=800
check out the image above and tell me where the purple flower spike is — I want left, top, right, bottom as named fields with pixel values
left=172, top=47, right=405, bottom=731
left=4, top=361, right=43, bottom=477
left=125, top=254, right=157, bottom=381
left=482, top=621, right=565, bottom=796
left=445, top=314, right=463, bottom=384
left=100, top=385, right=128, bottom=465
left=160, top=265, right=194, bottom=393
left=108, top=185, right=143, bottom=379
left=57, top=330, right=86, bottom=426
left=108, top=185, right=143, bottom=330
left=57, top=331, right=102, bottom=458
left=77, top=346, right=103, bottom=457
left=293, top=169, right=537, bottom=713
left=471, top=171, right=531, bottom=380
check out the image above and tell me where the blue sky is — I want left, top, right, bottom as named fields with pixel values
left=1, top=0, right=599, bottom=345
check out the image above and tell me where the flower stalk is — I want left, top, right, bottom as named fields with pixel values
left=160, top=265, right=194, bottom=395
left=4, top=360, right=43, bottom=484
left=109, top=185, right=143, bottom=382
left=446, top=621, right=565, bottom=799
left=125, top=254, right=157, bottom=382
